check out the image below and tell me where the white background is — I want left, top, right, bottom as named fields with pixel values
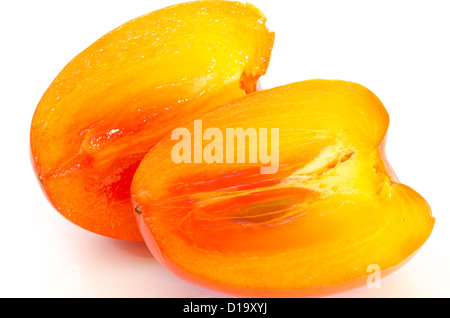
left=1, top=0, right=449, bottom=297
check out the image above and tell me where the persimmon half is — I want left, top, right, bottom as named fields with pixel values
left=131, top=79, right=434, bottom=297
left=30, top=1, right=274, bottom=241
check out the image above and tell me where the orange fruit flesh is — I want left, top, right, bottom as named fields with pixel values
left=131, top=79, right=434, bottom=297
left=30, top=1, right=274, bottom=241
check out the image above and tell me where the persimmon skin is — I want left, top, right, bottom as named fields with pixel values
left=30, top=1, right=274, bottom=241
left=131, top=79, right=434, bottom=297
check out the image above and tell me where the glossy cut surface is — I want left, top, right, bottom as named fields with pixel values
left=131, top=79, right=434, bottom=297
left=30, top=1, right=274, bottom=241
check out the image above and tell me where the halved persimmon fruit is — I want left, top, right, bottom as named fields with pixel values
left=131, top=79, right=434, bottom=297
left=30, top=1, right=274, bottom=241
